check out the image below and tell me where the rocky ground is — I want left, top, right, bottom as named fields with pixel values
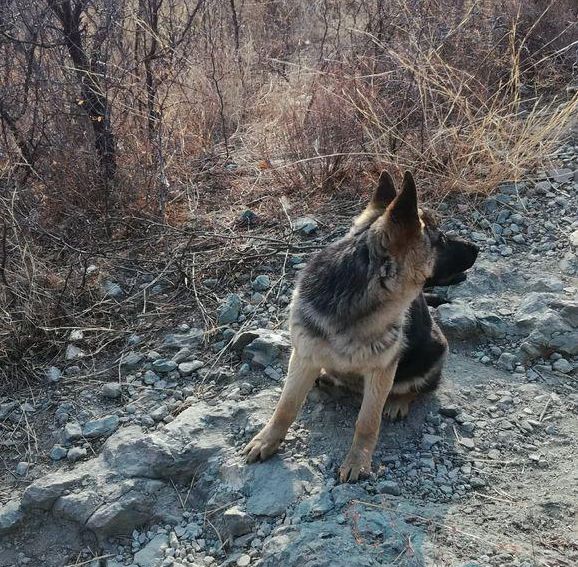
left=1, top=139, right=577, bottom=567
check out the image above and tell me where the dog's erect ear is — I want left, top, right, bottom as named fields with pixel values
left=371, top=171, right=397, bottom=209
left=386, top=171, right=421, bottom=235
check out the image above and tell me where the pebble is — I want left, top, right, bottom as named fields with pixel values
left=50, top=445, right=68, bottom=460
left=102, top=383, right=123, bottom=399
left=15, top=462, right=29, bottom=476
left=67, top=447, right=87, bottom=462
left=252, top=275, right=271, bottom=292
left=552, top=358, right=572, bottom=374
left=237, top=554, right=251, bottom=566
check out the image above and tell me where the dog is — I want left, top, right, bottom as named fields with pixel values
left=243, top=171, right=478, bottom=482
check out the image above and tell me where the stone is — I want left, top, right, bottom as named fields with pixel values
left=497, top=353, right=517, bottom=371
left=552, top=358, right=572, bottom=374
left=103, top=280, right=124, bottom=299
left=178, top=360, right=204, bottom=374
left=238, top=329, right=291, bottom=369
left=293, top=217, right=318, bottom=235
left=63, top=422, right=83, bottom=442
left=102, top=383, right=123, bottom=399
left=238, top=459, right=318, bottom=517
left=439, top=405, right=459, bottom=418
left=294, top=489, right=334, bottom=519
left=150, top=405, right=169, bottom=421
left=376, top=480, right=401, bottom=496
left=50, top=445, right=68, bottom=461
left=67, top=447, right=87, bottom=461
left=0, top=500, right=24, bottom=535
left=46, top=366, right=62, bottom=383
left=65, top=344, right=84, bottom=361
left=476, top=313, right=508, bottom=338
left=53, top=491, right=101, bottom=524
left=121, top=351, right=145, bottom=370
left=459, top=438, right=475, bottom=450
left=15, top=462, right=29, bottom=476
left=252, top=275, right=271, bottom=292
left=570, top=230, right=578, bottom=248
left=238, top=210, right=259, bottom=226
left=86, top=480, right=165, bottom=536
left=237, top=555, right=251, bottom=567
left=134, top=533, right=169, bottom=567
left=422, top=434, right=443, bottom=450
left=152, top=359, right=178, bottom=373
left=82, top=415, right=120, bottom=438
left=435, top=302, right=479, bottom=337
left=161, top=328, right=204, bottom=350
left=223, top=506, right=255, bottom=538
left=144, top=370, right=160, bottom=385
left=218, top=294, right=242, bottom=325
left=21, top=469, right=87, bottom=510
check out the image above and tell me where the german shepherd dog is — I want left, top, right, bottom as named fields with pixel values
left=243, top=171, right=478, bottom=482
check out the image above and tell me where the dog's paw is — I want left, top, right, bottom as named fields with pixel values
left=383, top=393, right=416, bottom=421
left=338, top=450, right=372, bottom=483
left=242, top=428, right=283, bottom=463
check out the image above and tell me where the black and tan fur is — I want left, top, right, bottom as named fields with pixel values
left=243, top=171, right=478, bottom=482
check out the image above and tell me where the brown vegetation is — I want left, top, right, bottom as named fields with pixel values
left=0, top=0, right=577, bottom=386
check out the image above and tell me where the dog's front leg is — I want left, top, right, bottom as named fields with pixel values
left=243, top=349, right=320, bottom=463
left=339, top=363, right=396, bottom=482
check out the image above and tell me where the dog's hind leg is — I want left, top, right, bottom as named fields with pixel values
left=383, top=391, right=418, bottom=420
left=243, top=349, right=320, bottom=463
left=339, top=362, right=397, bottom=483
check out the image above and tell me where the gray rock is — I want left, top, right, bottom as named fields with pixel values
left=477, top=312, right=508, bottom=338
left=252, top=275, right=271, bottom=292
left=50, top=445, right=68, bottom=461
left=133, top=533, right=169, bottom=566
left=497, top=353, right=517, bottom=371
left=376, top=480, right=401, bottom=496
left=15, top=462, right=29, bottom=476
left=422, top=434, right=443, bottom=450
left=67, top=447, right=87, bottom=462
left=121, top=351, right=144, bottom=370
left=0, top=500, right=24, bottom=535
left=102, top=383, right=122, bottom=399
left=178, top=360, right=204, bottom=375
left=103, top=280, right=124, bottom=299
left=65, top=344, right=84, bottom=361
left=53, top=491, right=101, bottom=524
left=223, top=506, right=255, bottom=538
left=144, top=370, right=160, bottom=385
left=294, top=489, right=334, bottom=519
left=103, top=402, right=227, bottom=479
left=22, top=469, right=88, bottom=510
left=161, top=328, right=204, bottom=350
left=46, top=366, right=62, bottom=383
left=293, top=217, right=318, bottom=235
left=570, top=229, right=578, bottom=248
left=152, top=359, right=178, bottom=373
left=330, top=484, right=367, bottom=509
left=435, top=302, right=479, bottom=337
left=63, top=421, right=83, bottom=443
left=239, top=329, right=291, bottom=369
left=150, top=405, right=169, bottom=421
left=218, top=294, right=242, bottom=325
left=552, top=358, right=573, bottom=374
left=234, top=459, right=319, bottom=517
left=82, top=415, right=120, bottom=438
left=86, top=480, right=165, bottom=536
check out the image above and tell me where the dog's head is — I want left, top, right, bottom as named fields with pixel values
left=351, top=171, right=478, bottom=290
